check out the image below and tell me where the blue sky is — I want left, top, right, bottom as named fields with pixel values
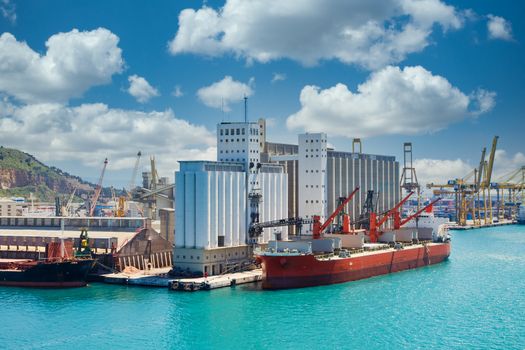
left=0, top=0, right=523, bottom=189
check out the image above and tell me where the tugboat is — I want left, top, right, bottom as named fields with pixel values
left=0, top=228, right=95, bottom=288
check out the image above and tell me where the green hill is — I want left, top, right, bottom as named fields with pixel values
left=0, top=146, right=96, bottom=202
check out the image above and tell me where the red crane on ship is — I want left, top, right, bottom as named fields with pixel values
left=249, top=186, right=441, bottom=243
left=368, top=194, right=442, bottom=243
left=312, top=186, right=360, bottom=239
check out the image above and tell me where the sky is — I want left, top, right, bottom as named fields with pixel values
left=0, top=0, right=523, bottom=189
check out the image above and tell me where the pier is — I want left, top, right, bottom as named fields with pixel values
left=169, top=269, right=262, bottom=291
left=97, top=267, right=262, bottom=291
left=448, top=219, right=516, bottom=230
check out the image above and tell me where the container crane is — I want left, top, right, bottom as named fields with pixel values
left=493, top=166, right=525, bottom=220
left=89, top=158, right=108, bottom=217
left=482, top=136, right=498, bottom=223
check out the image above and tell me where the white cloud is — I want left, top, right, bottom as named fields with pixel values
left=415, top=158, right=473, bottom=187
left=172, top=85, right=184, bottom=97
left=415, top=149, right=525, bottom=190
left=286, top=65, right=495, bottom=138
left=493, top=149, right=525, bottom=180
left=197, top=76, right=253, bottom=111
left=0, top=28, right=123, bottom=103
left=487, top=14, right=513, bottom=41
left=469, top=88, right=496, bottom=115
left=1, top=0, right=16, bottom=24
left=272, top=73, right=286, bottom=83
left=127, top=75, right=159, bottom=103
left=0, top=99, right=216, bottom=176
left=169, top=0, right=464, bottom=69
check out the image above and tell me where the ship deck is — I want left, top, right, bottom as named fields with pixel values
left=314, top=242, right=444, bottom=261
left=258, top=240, right=445, bottom=261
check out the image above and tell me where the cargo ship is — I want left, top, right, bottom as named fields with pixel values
left=0, top=258, right=95, bottom=288
left=253, top=188, right=451, bottom=289
left=0, top=229, right=95, bottom=288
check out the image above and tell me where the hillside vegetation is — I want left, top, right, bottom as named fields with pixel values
left=0, top=146, right=95, bottom=202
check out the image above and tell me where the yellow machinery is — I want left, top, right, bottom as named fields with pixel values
left=115, top=151, right=142, bottom=218
left=492, top=166, right=525, bottom=220
left=427, top=136, right=499, bottom=226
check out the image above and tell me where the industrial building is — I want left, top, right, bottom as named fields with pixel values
left=0, top=216, right=173, bottom=271
left=173, top=120, right=288, bottom=275
left=263, top=134, right=400, bottom=234
left=173, top=117, right=399, bottom=276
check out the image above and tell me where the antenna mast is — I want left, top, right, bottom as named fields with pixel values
left=244, top=95, right=248, bottom=123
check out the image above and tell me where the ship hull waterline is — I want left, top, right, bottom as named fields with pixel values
left=258, top=243, right=450, bottom=290
left=0, top=259, right=95, bottom=288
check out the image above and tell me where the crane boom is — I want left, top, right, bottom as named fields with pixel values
left=400, top=197, right=442, bottom=227
left=483, top=136, right=498, bottom=189
left=476, top=147, right=486, bottom=191
left=89, top=158, right=108, bottom=217
left=376, top=191, right=414, bottom=227
left=62, top=187, right=77, bottom=216
left=319, top=187, right=360, bottom=232
left=128, top=151, right=142, bottom=197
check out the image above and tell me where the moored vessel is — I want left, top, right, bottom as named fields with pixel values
left=0, top=227, right=95, bottom=288
left=0, top=258, right=95, bottom=288
left=253, top=187, right=451, bottom=289
left=256, top=232, right=450, bottom=289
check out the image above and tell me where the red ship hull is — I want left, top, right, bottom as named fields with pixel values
left=258, top=242, right=450, bottom=289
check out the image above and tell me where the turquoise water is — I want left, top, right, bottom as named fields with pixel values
left=1, top=226, right=525, bottom=350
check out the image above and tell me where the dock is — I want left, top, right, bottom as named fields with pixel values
left=97, top=267, right=263, bottom=291
left=449, top=219, right=516, bottom=230
left=100, top=267, right=173, bottom=287
left=169, top=269, right=262, bottom=292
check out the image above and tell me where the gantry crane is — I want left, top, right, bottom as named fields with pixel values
left=427, top=136, right=498, bottom=226
left=492, top=166, right=525, bottom=220
left=89, top=158, right=108, bottom=217
left=482, top=136, right=498, bottom=223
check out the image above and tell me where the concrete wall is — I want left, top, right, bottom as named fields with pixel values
left=159, top=208, right=175, bottom=243
left=173, top=246, right=252, bottom=276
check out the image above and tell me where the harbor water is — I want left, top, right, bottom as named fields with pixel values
left=1, top=225, right=524, bottom=349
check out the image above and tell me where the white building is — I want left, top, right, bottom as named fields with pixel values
left=217, top=121, right=263, bottom=174
left=173, top=120, right=288, bottom=276
left=298, top=133, right=328, bottom=233
left=263, top=133, right=400, bottom=235
left=0, top=198, right=25, bottom=216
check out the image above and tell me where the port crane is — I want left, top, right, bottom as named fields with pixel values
left=89, top=158, right=108, bottom=217
left=132, top=155, right=174, bottom=219
left=427, top=136, right=498, bottom=226
left=61, top=187, right=77, bottom=216
left=248, top=187, right=360, bottom=239
left=115, top=151, right=142, bottom=217
left=250, top=187, right=439, bottom=244
left=492, top=165, right=525, bottom=220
